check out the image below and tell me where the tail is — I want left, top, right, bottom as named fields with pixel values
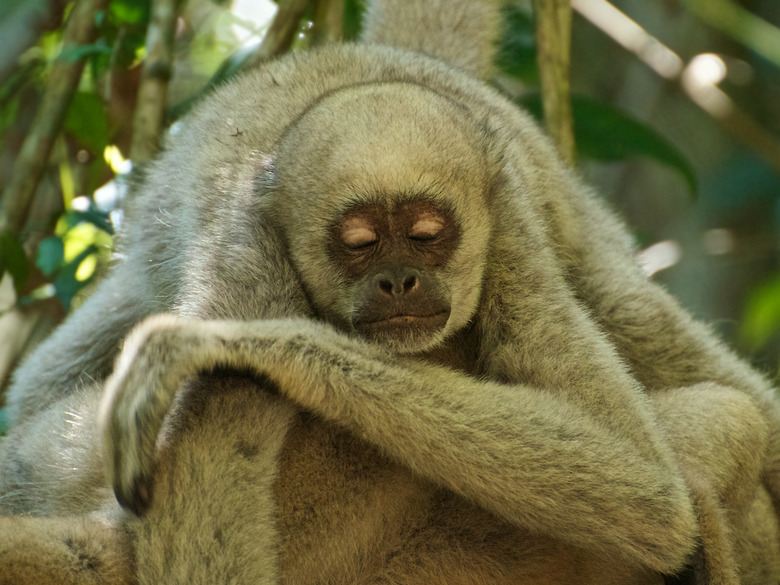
left=360, top=0, right=503, bottom=80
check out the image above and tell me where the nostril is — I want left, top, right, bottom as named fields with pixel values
left=378, top=279, right=394, bottom=295
left=375, top=270, right=420, bottom=296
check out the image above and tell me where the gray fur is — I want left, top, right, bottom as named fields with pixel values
left=2, top=0, right=779, bottom=584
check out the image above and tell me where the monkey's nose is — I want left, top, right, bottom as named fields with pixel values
left=376, top=269, right=420, bottom=296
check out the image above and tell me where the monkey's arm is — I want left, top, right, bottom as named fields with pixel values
left=101, top=315, right=696, bottom=573
left=561, top=188, right=780, bottom=499
left=6, top=259, right=164, bottom=426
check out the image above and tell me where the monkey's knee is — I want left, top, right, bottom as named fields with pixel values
left=651, top=384, right=768, bottom=511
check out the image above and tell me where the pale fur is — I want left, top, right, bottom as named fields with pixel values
left=1, top=0, right=779, bottom=584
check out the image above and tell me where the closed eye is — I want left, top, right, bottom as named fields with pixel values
left=345, top=238, right=378, bottom=250
left=409, top=216, right=444, bottom=241
left=408, top=233, right=439, bottom=243
left=342, top=224, right=378, bottom=249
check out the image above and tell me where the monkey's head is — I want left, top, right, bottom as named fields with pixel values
left=268, top=82, right=495, bottom=353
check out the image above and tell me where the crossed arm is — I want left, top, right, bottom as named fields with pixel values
left=99, top=314, right=699, bottom=573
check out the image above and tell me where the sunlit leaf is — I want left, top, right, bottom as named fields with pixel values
left=36, top=236, right=65, bottom=276
left=518, top=93, right=697, bottom=195
left=59, top=209, right=114, bottom=235
left=495, top=3, right=537, bottom=83
left=53, top=246, right=99, bottom=310
left=110, top=0, right=150, bottom=26
left=65, top=92, right=110, bottom=155
left=0, top=231, right=30, bottom=294
left=739, top=274, right=780, bottom=352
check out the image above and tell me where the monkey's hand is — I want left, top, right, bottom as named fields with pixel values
left=99, top=314, right=340, bottom=514
left=99, top=314, right=197, bottom=514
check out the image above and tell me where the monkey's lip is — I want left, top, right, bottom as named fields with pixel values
left=356, top=310, right=450, bottom=329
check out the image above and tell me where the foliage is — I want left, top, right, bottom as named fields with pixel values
left=518, top=93, right=698, bottom=195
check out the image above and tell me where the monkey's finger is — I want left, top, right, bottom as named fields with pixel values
left=115, top=472, right=155, bottom=516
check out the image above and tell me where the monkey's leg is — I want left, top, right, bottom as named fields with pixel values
left=101, top=315, right=695, bottom=573
left=7, top=260, right=163, bottom=426
left=0, top=386, right=111, bottom=516
left=127, top=374, right=295, bottom=585
left=559, top=185, right=780, bottom=503
left=652, top=384, right=768, bottom=514
left=0, top=515, right=134, bottom=585
left=651, top=384, right=778, bottom=585
left=0, top=386, right=134, bottom=585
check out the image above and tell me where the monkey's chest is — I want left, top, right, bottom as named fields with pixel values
left=272, top=413, right=640, bottom=585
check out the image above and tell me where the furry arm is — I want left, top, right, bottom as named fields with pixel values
left=99, top=314, right=696, bottom=573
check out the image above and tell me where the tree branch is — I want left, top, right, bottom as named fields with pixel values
left=532, top=0, right=575, bottom=165
left=242, top=0, right=311, bottom=71
left=130, top=0, right=180, bottom=163
left=0, top=0, right=107, bottom=234
left=312, top=0, right=344, bottom=45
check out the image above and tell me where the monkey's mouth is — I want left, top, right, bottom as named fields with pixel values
left=354, top=310, right=450, bottom=340
left=377, top=312, right=448, bottom=325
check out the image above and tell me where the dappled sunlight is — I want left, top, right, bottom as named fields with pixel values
left=639, top=240, right=683, bottom=276
left=702, top=228, right=735, bottom=256
left=572, top=0, right=683, bottom=79
left=683, top=54, right=732, bottom=118
left=230, top=0, right=278, bottom=48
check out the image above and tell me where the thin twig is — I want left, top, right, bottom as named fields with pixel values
left=532, top=0, right=575, bottom=165
left=0, top=0, right=107, bottom=234
left=130, top=0, right=180, bottom=163
left=242, top=0, right=311, bottom=71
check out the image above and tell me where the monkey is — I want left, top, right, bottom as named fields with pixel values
left=2, top=0, right=779, bottom=583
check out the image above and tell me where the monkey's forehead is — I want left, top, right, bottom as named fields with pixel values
left=154, top=43, right=546, bottom=237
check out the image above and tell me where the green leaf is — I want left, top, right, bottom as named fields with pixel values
left=64, top=92, right=110, bottom=155
left=739, top=274, right=780, bottom=352
left=109, top=0, right=150, bottom=26
left=495, top=4, right=538, bottom=83
left=63, top=208, right=115, bottom=235
left=0, top=407, right=7, bottom=436
left=518, top=94, right=698, bottom=195
left=0, top=231, right=30, bottom=294
left=343, top=0, right=364, bottom=41
left=36, top=236, right=65, bottom=276
left=56, top=41, right=112, bottom=63
left=53, top=246, right=98, bottom=310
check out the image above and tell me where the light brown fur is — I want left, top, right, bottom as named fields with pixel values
left=2, top=1, right=780, bottom=584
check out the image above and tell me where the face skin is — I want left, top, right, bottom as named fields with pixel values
left=327, top=198, right=460, bottom=350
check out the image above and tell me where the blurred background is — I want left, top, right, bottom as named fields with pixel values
left=0, top=0, right=778, bottom=419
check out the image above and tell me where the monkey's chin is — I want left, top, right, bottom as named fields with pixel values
left=354, top=312, right=450, bottom=354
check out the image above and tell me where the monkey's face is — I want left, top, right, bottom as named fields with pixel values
left=327, top=199, right=459, bottom=350
left=270, top=82, right=495, bottom=353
